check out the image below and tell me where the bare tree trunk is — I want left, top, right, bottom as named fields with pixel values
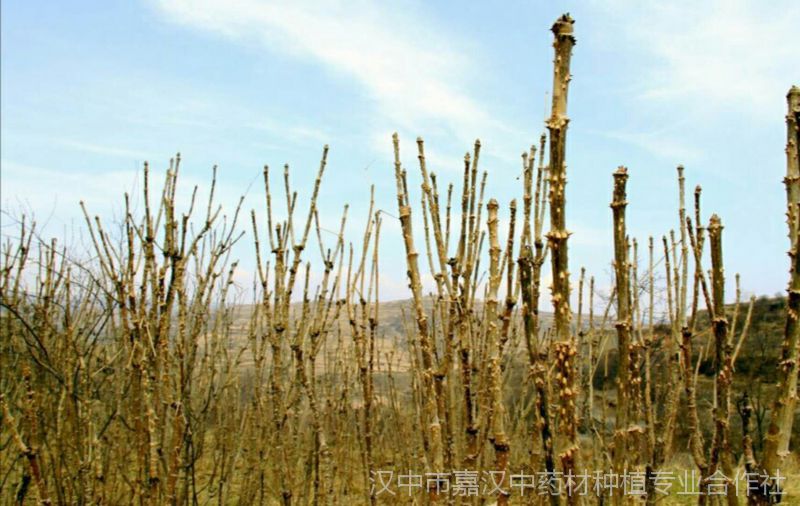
left=545, top=14, right=581, bottom=505
left=486, top=200, right=511, bottom=506
left=392, top=133, right=444, bottom=502
left=610, top=167, right=631, bottom=506
left=546, top=14, right=576, bottom=349
left=707, top=215, right=738, bottom=506
left=519, top=245, right=559, bottom=506
left=763, top=86, right=800, bottom=486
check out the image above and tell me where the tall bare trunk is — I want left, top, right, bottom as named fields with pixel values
left=763, top=87, right=800, bottom=485
left=610, top=167, right=631, bottom=503
left=546, top=13, right=580, bottom=504
left=707, top=215, right=738, bottom=506
left=392, top=133, right=444, bottom=502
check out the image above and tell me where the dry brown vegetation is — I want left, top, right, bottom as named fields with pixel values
left=1, top=13, right=799, bottom=506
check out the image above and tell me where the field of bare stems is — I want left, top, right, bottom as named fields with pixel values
left=1, top=13, right=799, bottom=506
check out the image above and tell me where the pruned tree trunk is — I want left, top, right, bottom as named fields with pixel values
left=546, top=13, right=580, bottom=505
left=763, top=86, right=800, bottom=488
left=707, top=215, right=738, bottom=506
left=546, top=13, right=576, bottom=349
left=610, top=167, right=631, bottom=506
left=392, top=133, right=444, bottom=502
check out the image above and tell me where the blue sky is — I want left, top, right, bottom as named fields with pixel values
left=2, top=0, right=799, bottom=303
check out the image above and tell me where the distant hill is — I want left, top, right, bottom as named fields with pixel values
left=226, top=294, right=790, bottom=376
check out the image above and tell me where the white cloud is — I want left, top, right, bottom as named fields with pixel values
left=582, top=0, right=799, bottom=165
left=1, top=158, right=252, bottom=237
left=598, top=128, right=701, bottom=163
left=0, top=159, right=140, bottom=241
left=151, top=0, right=516, bottom=149
left=1, top=160, right=137, bottom=209
left=56, top=139, right=149, bottom=160
left=602, top=0, right=800, bottom=120
left=248, top=117, right=330, bottom=145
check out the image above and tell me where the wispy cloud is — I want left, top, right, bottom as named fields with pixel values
left=0, top=160, right=140, bottom=225
left=597, top=129, right=701, bottom=163
left=584, top=0, right=799, bottom=164
left=600, top=0, right=800, bottom=120
left=1, top=158, right=251, bottom=231
left=56, top=139, right=149, bottom=159
left=151, top=0, right=516, bottom=150
left=248, top=118, right=330, bottom=145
